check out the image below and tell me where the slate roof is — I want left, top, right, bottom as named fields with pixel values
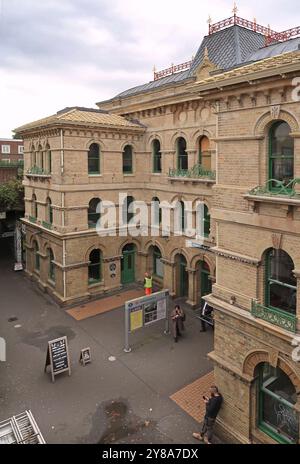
left=246, top=37, right=300, bottom=62
left=188, top=25, right=265, bottom=75
left=193, top=50, right=300, bottom=89
left=106, top=25, right=266, bottom=101
left=15, top=107, right=145, bottom=133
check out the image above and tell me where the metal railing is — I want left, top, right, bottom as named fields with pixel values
left=251, top=300, right=297, bottom=333
left=249, top=179, right=300, bottom=198
left=0, top=160, right=24, bottom=168
left=26, top=166, right=51, bottom=176
left=168, top=164, right=216, bottom=180
left=42, top=221, right=52, bottom=230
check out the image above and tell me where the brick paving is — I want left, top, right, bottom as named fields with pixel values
left=170, top=371, right=214, bottom=423
left=67, top=288, right=145, bottom=320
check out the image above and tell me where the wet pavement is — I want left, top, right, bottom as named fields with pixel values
left=0, top=242, right=217, bottom=444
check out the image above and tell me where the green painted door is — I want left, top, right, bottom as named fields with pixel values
left=201, top=262, right=212, bottom=297
left=179, top=255, right=188, bottom=297
left=121, top=246, right=136, bottom=284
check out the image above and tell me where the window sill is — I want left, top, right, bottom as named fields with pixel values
left=88, top=174, right=102, bottom=177
left=47, top=279, right=55, bottom=287
left=123, top=173, right=134, bottom=176
left=88, top=280, right=104, bottom=288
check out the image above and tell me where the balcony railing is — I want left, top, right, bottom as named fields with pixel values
left=29, top=216, right=37, bottom=224
left=26, top=166, right=51, bottom=177
left=42, top=221, right=52, bottom=230
left=251, top=300, right=297, bottom=333
left=168, top=164, right=216, bottom=180
left=249, top=179, right=300, bottom=198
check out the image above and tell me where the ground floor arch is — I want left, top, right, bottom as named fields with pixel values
left=121, top=243, right=136, bottom=285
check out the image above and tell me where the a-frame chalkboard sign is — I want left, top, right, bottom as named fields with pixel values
left=45, top=336, right=71, bottom=382
left=79, top=347, right=91, bottom=366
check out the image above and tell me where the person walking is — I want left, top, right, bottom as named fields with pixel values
left=144, top=272, right=153, bottom=295
left=192, top=385, right=223, bottom=444
left=171, top=305, right=185, bottom=343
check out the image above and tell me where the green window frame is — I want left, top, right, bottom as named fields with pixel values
left=123, top=145, right=133, bottom=174
left=152, top=197, right=162, bottom=225
left=123, top=196, right=135, bottom=224
left=88, top=249, right=102, bottom=284
left=179, top=200, right=185, bottom=231
left=269, top=121, right=294, bottom=191
left=32, top=194, right=37, bottom=218
left=48, top=249, right=55, bottom=282
left=34, top=242, right=40, bottom=271
left=258, top=363, right=299, bottom=444
left=88, top=143, right=100, bottom=175
left=152, top=139, right=162, bottom=173
left=204, top=205, right=210, bottom=238
left=177, top=137, right=188, bottom=171
left=46, top=197, right=53, bottom=225
left=88, top=198, right=101, bottom=229
left=265, top=249, right=297, bottom=315
left=153, top=246, right=163, bottom=278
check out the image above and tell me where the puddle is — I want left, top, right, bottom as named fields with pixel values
left=19, top=325, right=76, bottom=350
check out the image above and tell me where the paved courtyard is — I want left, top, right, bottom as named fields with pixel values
left=0, top=241, right=216, bottom=444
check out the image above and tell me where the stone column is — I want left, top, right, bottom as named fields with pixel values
left=186, top=267, right=197, bottom=307
left=187, top=149, right=197, bottom=169
left=161, top=258, right=176, bottom=296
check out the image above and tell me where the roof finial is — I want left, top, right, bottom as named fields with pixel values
left=204, top=47, right=209, bottom=59
left=233, top=2, right=238, bottom=18
left=153, top=65, right=156, bottom=73
left=207, top=15, right=212, bottom=25
left=253, top=17, right=257, bottom=32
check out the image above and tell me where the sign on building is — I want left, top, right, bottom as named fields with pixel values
left=45, top=336, right=71, bottom=382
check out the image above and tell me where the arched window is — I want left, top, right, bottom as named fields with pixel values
left=32, top=194, right=37, bottom=218
left=88, top=249, right=102, bottom=284
left=123, top=196, right=135, bottom=224
left=269, top=121, right=294, bottom=189
left=177, top=137, right=188, bottom=171
left=204, top=205, right=210, bottom=238
left=45, top=144, right=52, bottom=173
left=199, top=136, right=211, bottom=170
left=152, top=139, right=162, bottom=173
left=153, top=246, right=163, bottom=278
left=88, top=198, right=101, bottom=229
left=48, top=248, right=55, bottom=282
left=123, top=145, right=133, bottom=174
left=46, top=197, right=53, bottom=224
left=258, top=362, right=298, bottom=443
left=31, top=148, right=36, bottom=167
left=265, top=249, right=296, bottom=314
left=33, top=241, right=40, bottom=271
left=179, top=200, right=185, bottom=231
left=88, top=143, right=100, bottom=175
left=152, top=197, right=162, bottom=225
left=38, top=145, right=43, bottom=170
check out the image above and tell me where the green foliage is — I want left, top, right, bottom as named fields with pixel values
left=0, top=179, right=24, bottom=210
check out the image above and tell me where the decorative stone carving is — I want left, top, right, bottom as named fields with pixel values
left=194, top=47, right=218, bottom=81
left=272, top=233, right=283, bottom=250
left=270, top=105, right=281, bottom=120
left=269, top=349, right=279, bottom=368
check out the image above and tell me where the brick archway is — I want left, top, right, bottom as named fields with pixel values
left=243, top=350, right=300, bottom=395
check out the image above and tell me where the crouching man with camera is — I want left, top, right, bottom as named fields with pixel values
left=192, top=385, right=223, bottom=444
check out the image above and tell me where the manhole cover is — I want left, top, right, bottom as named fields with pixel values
left=8, top=317, right=18, bottom=322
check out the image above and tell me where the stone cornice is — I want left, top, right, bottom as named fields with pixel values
left=211, top=246, right=260, bottom=266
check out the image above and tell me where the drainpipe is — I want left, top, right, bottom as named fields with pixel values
left=63, top=238, right=66, bottom=300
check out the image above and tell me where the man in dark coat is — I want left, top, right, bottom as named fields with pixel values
left=171, top=305, right=185, bottom=343
left=192, top=385, right=223, bottom=444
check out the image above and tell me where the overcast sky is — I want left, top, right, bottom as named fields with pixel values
left=0, top=0, right=299, bottom=137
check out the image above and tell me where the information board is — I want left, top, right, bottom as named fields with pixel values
left=45, top=336, right=71, bottom=382
left=80, top=347, right=91, bottom=366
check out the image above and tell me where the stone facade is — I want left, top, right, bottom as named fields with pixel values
left=16, top=18, right=300, bottom=444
